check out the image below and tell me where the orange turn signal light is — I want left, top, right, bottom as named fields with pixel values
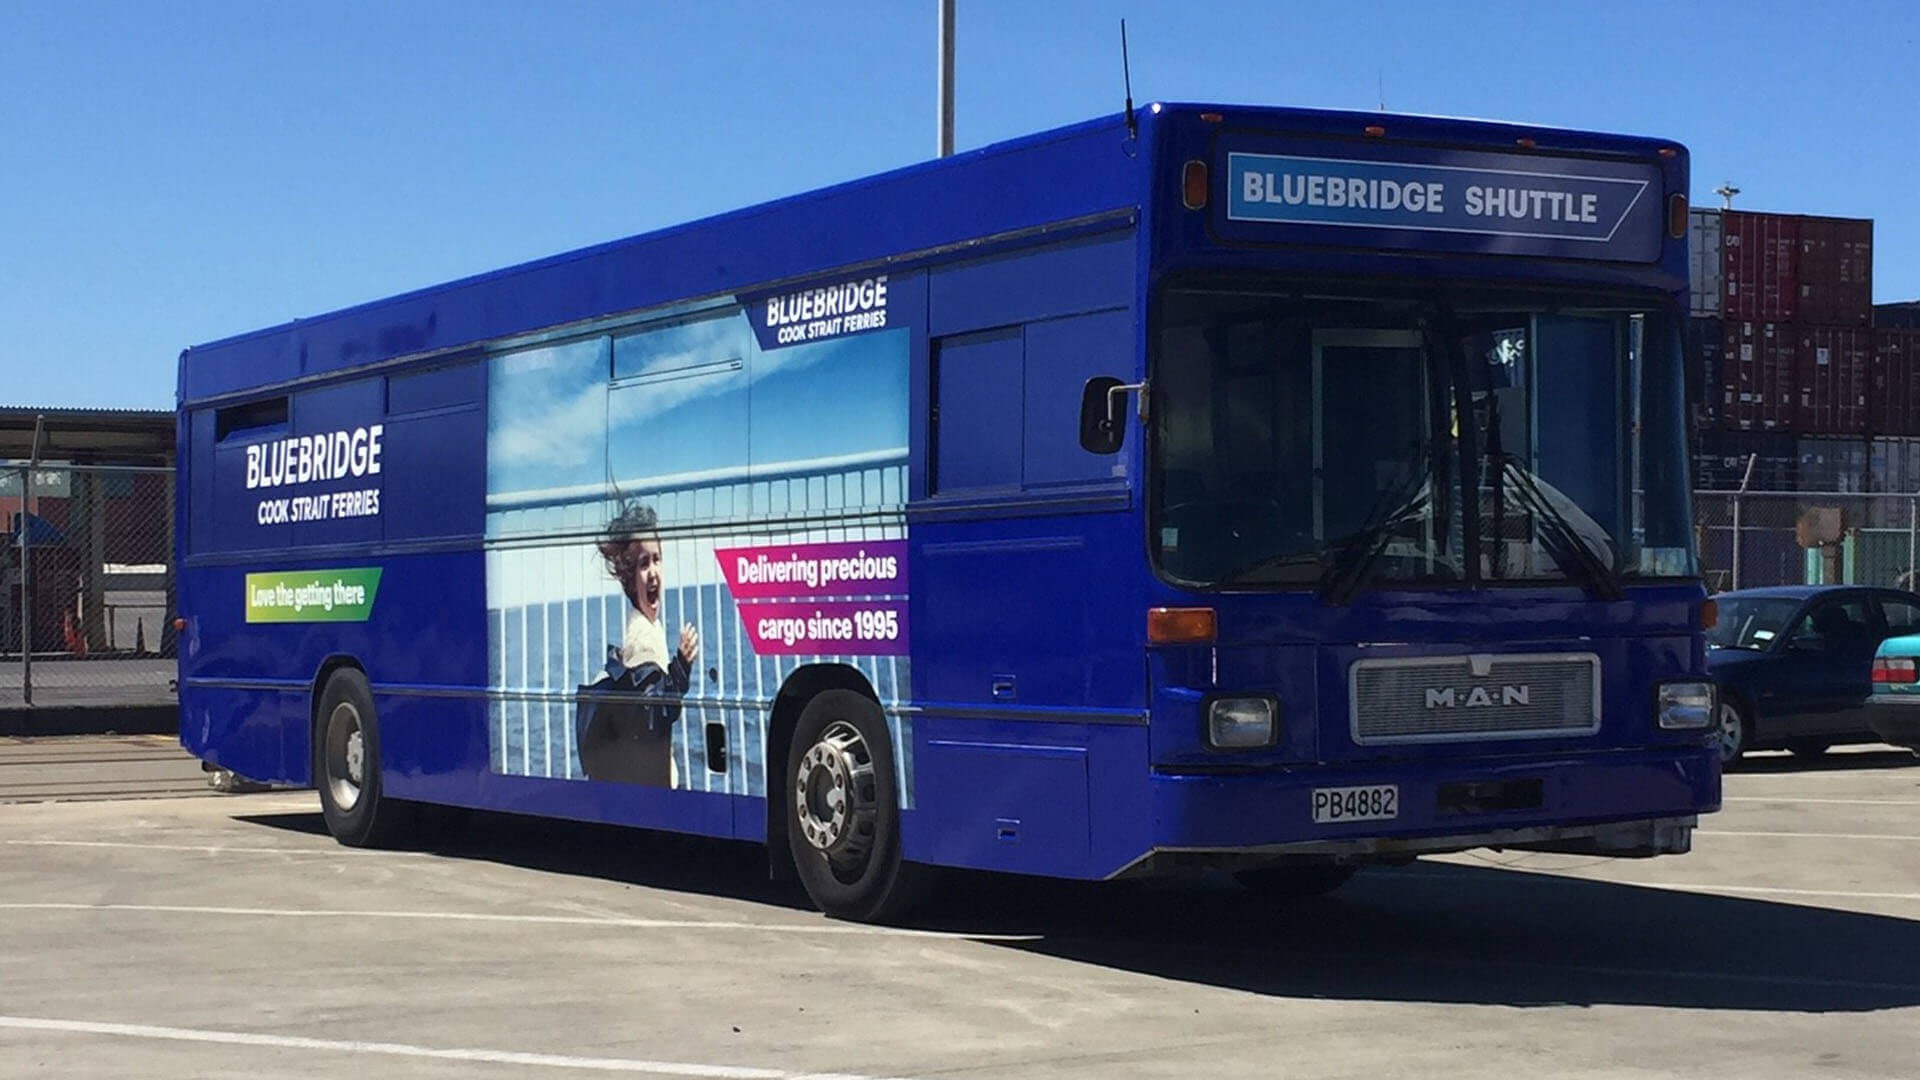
left=173, top=616, right=188, bottom=631
left=1182, top=160, right=1208, bottom=210
left=1701, top=598, right=1718, bottom=631
left=1148, top=607, right=1216, bottom=644
left=1363, top=125, right=1386, bottom=137
left=1668, top=193, right=1689, bottom=239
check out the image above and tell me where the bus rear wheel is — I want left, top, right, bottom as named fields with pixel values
left=785, top=690, right=922, bottom=923
left=315, top=668, right=421, bottom=848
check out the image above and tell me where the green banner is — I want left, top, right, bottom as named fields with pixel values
left=245, top=567, right=383, bottom=623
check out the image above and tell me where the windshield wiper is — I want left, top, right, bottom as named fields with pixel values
left=1493, top=456, right=1625, bottom=601
left=1318, top=444, right=1437, bottom=606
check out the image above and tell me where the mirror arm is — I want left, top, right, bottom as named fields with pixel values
left=1107, top=380, right=1148, bottom=424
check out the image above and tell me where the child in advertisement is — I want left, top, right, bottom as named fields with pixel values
left=576, top=502, right=701, bottom=786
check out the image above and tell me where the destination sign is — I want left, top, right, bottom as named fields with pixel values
left=1218, top=143, right=1667, bottom=262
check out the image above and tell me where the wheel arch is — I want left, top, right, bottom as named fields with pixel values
left=764, top=663, right=881, bottom=878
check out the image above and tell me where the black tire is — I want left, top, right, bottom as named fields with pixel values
left=1785, top=740, right=1831, bottom=759
left=1714, top=698, right=1750, bottom=769
left=785, top=689, right=923, bottom=922
left=1233, top=863, right=1359, bottom=900
left=314, top=668, right=421, bottom=848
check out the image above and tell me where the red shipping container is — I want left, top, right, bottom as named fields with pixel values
left=1873, top=329, right=1920, bottom=436
left=1798, top=216, right=1874, bottom=326
left=1721, top=211, right=1799, bottom=322
left=1720, top=320, right=1795, bottom=430
left=1794, top=326, right=1870, bottom=434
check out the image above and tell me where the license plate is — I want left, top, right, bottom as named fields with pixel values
left=1312, top=784, right=1399, bottom=824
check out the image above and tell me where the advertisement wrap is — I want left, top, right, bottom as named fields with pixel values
left=482, top=273, right=916, bottom=799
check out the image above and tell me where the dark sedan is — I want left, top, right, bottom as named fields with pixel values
left=1706, top=585, right=1920, bottom=765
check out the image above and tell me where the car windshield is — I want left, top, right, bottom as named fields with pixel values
left=1707, top=596, right=1804, bottom=649
left=1149, top=282, right=1696, bottom=594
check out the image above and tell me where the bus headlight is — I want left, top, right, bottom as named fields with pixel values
left=1656, top=681, right=1715, bottom=730
left=1206, top=696, right=1278, bottom=749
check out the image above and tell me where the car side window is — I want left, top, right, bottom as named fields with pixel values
left=1880, top=598, right=1920, bottom=640
left=1790, top=598, right=1874, bottom=650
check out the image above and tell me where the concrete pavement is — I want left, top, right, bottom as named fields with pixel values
left=0, top=744, right=1916, bottom=1078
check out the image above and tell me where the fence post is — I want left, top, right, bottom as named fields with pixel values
left=1731, top=453, right=1757, bottom=592
left=16, top=465, right=31, bottom=707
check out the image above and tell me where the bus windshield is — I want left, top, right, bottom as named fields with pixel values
left=1150, top=283, right=1695, bottom=594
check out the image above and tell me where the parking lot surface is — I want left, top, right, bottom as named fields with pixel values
left=2, top=742, right=1917, bottom=1079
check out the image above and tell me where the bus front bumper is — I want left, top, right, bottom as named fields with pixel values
left=1139, top=745, right=1717, bottom=868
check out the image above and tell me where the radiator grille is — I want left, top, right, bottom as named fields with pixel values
left=1350, top=653, right=1601, bottom=743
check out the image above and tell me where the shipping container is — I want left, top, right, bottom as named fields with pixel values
left=1869, top=437, right=1920, bottom=493
left=1794, top=325, right=1871, bottom=434
left=1721, top=210, right=1799, bottom=321
left=1720, top=320, right=1795, bottom=430
left=1876, top=301, right=1920, bottom=329
left=1797, top=216, right=1874, bottom=326
left=1865, top=437, right=1920, bottom=526
left=1686, top=315, right=1723, bottom=426
left=1796, top=435, right=1868, bottom=492
left=1688, top=207, right=1722, bottom=316
left=1695, top=428, right=1796, bottom=490
left=1874, top=328, right=1920, bottom=437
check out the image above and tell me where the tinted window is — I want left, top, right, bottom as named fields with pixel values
left=1881, top=597, right=1920, bottom=639
left=1707, top=595, right=1802, bottom=649
left=1790, top=598, right=1874, bottom=649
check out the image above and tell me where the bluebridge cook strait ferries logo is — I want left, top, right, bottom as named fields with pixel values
left=1221, top=144, right=1663, bottom=260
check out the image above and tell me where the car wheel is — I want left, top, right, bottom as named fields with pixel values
left=1714, top=699, right=1750, bottom=768
left=785, top=690, right=925, bottom=923
left=1233, top=864, right=1359, bottom=900
left=1785, top=740, right=1831, bottom=759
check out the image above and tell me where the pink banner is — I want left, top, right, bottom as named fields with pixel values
left=738, top=601, right=910, bottom=656
left=715, top=540, right=907, bottom=599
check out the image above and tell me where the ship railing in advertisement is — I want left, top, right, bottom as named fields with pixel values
left=482, top=451, right=909, bottom=798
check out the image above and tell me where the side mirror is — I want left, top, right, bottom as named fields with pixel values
left=1079, top=375, right=1137, bottom=455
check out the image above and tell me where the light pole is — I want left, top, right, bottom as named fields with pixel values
left=937, top=0, right=955, bottom=157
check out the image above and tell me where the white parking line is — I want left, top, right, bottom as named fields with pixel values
left=1700, top=829, right=1920, bottom=842
left=0, top=902, right=1039, bottom=942
left=1720, top=791, right=1920, bottom=799
left=0, top=1015, right=912, bottom=1079
left=6, top=839, right=430, bottom=857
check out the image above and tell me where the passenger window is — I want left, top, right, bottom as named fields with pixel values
left=1791, top=599, right=1873, bottom=650
left=214, top=397, right=288, bottom=441
left=1880, top=598, right=1920, bottom=639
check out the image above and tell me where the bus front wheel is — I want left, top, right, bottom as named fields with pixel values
left=785, top=689, right=923, bottom=922
left=315, top=668, right=420, bottom=848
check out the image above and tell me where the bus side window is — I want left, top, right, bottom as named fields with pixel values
left=214, top=397, right=288, bottom=441
left=932, top=328, right=1024, bottom=494
left=1024, top=309, right=1131, bottom=487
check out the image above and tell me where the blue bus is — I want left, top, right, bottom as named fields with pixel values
left=177, top=102, right=1719, bottom=921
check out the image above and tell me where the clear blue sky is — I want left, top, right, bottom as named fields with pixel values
left=4, top=0, right=1915, bottom=409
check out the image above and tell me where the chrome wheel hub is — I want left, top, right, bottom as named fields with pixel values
left=793, top=720, right=877, bottom=866
left=1715, top=704, right=1742, bottom=760
left=325, top=702, right=366, bottom=812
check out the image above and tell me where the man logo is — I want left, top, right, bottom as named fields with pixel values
left=1424, top=685, right=1531, bottom=709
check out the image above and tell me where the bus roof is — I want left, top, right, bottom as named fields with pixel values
left=178, top=102, right=1683, bottom=405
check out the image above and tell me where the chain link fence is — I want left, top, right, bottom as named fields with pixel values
left=1695, top=490, right=1920, bottom=594
left=2, top=463, right=176, bottom=708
